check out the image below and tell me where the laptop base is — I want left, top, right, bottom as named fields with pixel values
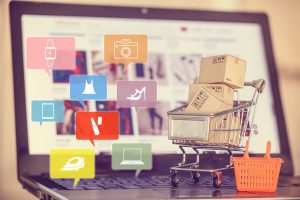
left=120, top=160, right=145, bottom=166
left=25, top=173, right=300, bottom=200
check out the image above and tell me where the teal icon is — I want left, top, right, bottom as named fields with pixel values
left=112, top=143, right=152, bottom=176
left=32, top=100, right=64, bottom=124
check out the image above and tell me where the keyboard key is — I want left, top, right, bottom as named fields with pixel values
left=85, top=183, right=100, bottom=187
left=119, top=185, right=142, bottom=189
left=84, top=186, right=104, bottom=190
left=101, top=185, right=123, bottom=189
left=139, top=184, right=154, bottom=187
left=64, top=186, right=86, bottom=190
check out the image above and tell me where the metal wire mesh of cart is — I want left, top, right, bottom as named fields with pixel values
left=167, top=79, right=265, bottom=188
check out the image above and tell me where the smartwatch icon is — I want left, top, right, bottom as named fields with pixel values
left=44, top=39, right=56, bottom=68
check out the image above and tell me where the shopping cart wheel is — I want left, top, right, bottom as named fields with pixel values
left=212, top=172, right=222, bottom=188
left=190, top=166, right=200, bottom=183
left=170, top=170, right=179, bottom=187
left=191, top=171, right=200, bottom=183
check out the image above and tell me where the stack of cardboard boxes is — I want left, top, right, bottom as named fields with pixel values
left=186, top=54, right=246, bottom=145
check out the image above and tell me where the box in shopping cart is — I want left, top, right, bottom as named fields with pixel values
left=169, top=79, right=265, bottom=147
left=185, top=86, right=233, bottom=114
left=197, top=54, right=246, bottom=89
left=188, top=83, right=234, bottom=104
left=169, top=105, right=248, bottom=146
left=208, top=114, right=241, bottom=145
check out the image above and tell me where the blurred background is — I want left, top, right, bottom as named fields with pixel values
left=1, top=0, right=300, bottom=199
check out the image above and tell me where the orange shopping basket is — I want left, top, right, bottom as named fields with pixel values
left=233, top=141, right=283, bottom=192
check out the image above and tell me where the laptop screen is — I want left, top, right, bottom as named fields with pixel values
left=21, top=14, right=280, bottom=155
left=123, top=148, right=142, bottom=161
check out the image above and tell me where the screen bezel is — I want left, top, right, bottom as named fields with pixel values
left=10, top=1, right=293, bottom=177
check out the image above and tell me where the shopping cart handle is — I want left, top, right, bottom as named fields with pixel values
left=244, top=79, right=265, bottom=93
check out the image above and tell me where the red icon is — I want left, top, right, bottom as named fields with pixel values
left=76, top=112, right=119, bottom=146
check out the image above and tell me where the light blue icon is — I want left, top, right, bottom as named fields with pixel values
left=32, top=100, right=64, bottom=124
left=70, top=75, right=107, bottom=103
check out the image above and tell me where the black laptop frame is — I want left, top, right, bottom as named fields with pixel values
left=10, top=1, right=293, bottom=183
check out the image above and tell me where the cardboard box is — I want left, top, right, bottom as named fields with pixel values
left=195, top=114, right=241, bottom=145
left=228, top=116, right=241, bottom=146
left=186, top=85, right=233, bottom=113
left=209, top=115, right=229, bottom=144
left=188, top=84, right=234, bottom=105
left=197, top=54, right=246, bottom=89
left=208, top=115, right=241, bottom=145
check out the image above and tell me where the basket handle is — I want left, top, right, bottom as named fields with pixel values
left=264, top=141, right=272, bottom=159
left=244, top=79, right=265, bottom=93
left=243, top=140, right=250, bottom=158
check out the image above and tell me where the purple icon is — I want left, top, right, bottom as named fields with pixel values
left=117, top=81, right=157, bottom=108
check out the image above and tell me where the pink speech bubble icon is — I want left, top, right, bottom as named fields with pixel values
left=26, top=37, right=75, bottom=75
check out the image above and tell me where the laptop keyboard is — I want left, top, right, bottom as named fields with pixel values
left=51, top=175, right=236, bottom=190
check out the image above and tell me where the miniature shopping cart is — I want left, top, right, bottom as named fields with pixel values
left=168, top=79, right=265, bottom=188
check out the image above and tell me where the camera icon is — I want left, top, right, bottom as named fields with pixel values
left=114, top=39, right=139, bottom=59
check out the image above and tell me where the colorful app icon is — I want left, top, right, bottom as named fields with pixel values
left=117, top=80, right=157, bottom=108
left=104, top=34, right=148, bottom=70
left=32, top=100, right=64, bottom=125
left=112, top=143, right=152, bottom=177
left=70, top=75, right=107, bottom=104
left=50, top=149, right=94, bottom=187
left=26, top=37, right=75, bottom=75
left=76, top=112, right=119, bottom=146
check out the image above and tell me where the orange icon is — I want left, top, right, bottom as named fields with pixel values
left=104, top=34, right=148, bottom=70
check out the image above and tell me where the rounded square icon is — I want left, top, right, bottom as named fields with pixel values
left=26, top=37, right=75, bottom=75
left=117, top=80, right=157, bottom=108
left=31, top=100, right=64, bottom=124
left=50, top=149, right=95, bottom=186
left=112, top=143, right=152, bottom=170
left=76, top=112, right=119, bottom=146
left=104, top=34, right=148, bottom=65
left=70, top=75, right=107, bottom=102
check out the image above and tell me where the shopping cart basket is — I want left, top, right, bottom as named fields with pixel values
left=168, top=79, right=265, bottom=188
left=233, top=140, right=283, bottom=192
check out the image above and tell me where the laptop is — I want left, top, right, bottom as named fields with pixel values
left=10, top=1, right=300, bottom=199
left=120, top=148, right=145, bottom=166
